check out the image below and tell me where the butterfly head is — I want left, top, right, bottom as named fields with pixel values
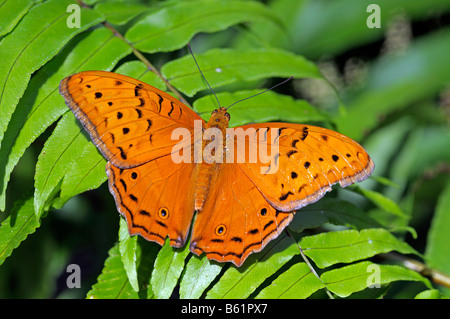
left=207, top=107, right=230, bottom=129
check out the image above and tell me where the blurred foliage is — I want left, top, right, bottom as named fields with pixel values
left=0, top=0, right=449, bottom=299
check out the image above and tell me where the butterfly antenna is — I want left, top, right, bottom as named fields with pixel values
left=188, top=43, right=221, bottom=108
left=225, top=76, right=294, bottom=110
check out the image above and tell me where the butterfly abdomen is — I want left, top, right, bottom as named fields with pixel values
left=194, top=162, right=217, bottom=211
left=193, top=107, right=230, bottom=210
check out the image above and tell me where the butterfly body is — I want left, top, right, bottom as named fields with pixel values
left=60, top=71, right=374, bottom=267
left=194, top=107, right=230, bottom=210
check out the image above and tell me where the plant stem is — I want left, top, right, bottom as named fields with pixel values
left=382, top=252, right=450, bottom=289
left=285, top=229, right=335, bottom=299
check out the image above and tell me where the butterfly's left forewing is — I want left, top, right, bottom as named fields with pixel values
left=59, top=71, right=201, bottom=168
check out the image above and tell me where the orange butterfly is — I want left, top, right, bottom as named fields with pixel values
left=59, top=70, right=374, bottom=267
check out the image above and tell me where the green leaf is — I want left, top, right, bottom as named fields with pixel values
left=289, top=0, right=450, bottom=58
left=114, top=60, right=167, bottom=91
left=179, top=254, right=223, bottom=299
left=163, top=48, right=321, bottom=96
left=0, top=26, right=131, bottom=212
left=370, top=176, right=400, bottom=189
left=194, top=90, right=327, bottom=127
left=255, top=262, right=325, bottom=299
left=288, top=198, right=382, bottom=233
left=415, top=289, right=443, bottom=299
left=300, top=228, right=419, bottom=268
left=151, top=238, right=190, bottom=299
left=57, top=142, right=106, bottom=207
left=125, top=0, right=283, bottom=53
left=87, top=243, right=139, bottom=299
left=0, top=197, right=40, bottom=266
left=360, top=118, right=412, bottom=192
left=94, top=1, right=152, bottom=25
left=205, top=234, right=298, bottom=299
left=425, top=181, right=450, bottom=275
left=0, top=0, right=38, bottom=37
left=350, top=186, right=408, bottom=219
left=34, top=112, right=89, bottom=217
left=321, top=261, right=431, bottom=298
left=119, top=218, right=139, bottom=292
left=389, top=126, right=450, bottom=201
left=0, top=0, right=103, bottom=152
left=88, top=238, right=159, bottom=299
left=337, top=27, right=450, bottom=140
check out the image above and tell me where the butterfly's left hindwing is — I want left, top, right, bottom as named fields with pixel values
left=106, top=156, right=196, bottom=247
